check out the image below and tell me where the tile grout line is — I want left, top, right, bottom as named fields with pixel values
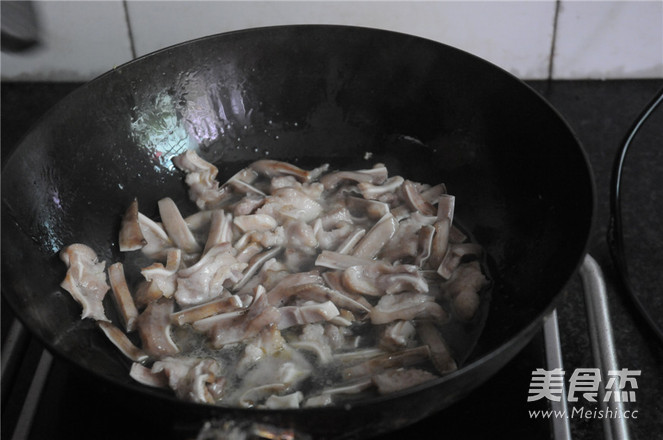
left=122, top=0, right=137, bottom=60
left=547, top=0, right=562, bottom=82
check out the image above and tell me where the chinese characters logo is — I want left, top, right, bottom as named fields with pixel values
left=527, top=368, right=640, bottom=403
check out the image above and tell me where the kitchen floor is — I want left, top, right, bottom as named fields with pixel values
left=2, top=79, right=662, bottom=440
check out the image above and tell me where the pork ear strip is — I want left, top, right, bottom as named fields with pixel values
left=289, top=283, right=372, bottom=315
left=370, top=293, right=448, bottom=325
left=357, top=175, right=404, bottom=200
left=250, top=159, right=312, bottom=182
left=136, top=212, right=173, bottom=260
left=119, top=198, right=147, bottom=251
left=62, top=153, right=489, bottom=406
left=315, top=250, right=374, bottom=271
left=97, top=321, right=148, bottom=362
left=343, top=345, right=431, bottom=379
left=203, top=209, right=233, bottom=254
left=402, top=180, right=436, bottom=216
left=108, top=262, right=139, bottom=332
left=136, top=298, right=180, bottom=357
left=372, top=368, right=439, bottom=395
left=59, top=244, right=110, bottom=322
left=136, top=248, right=182, bottom=307
left=171, top=295, right=244, bottom=326
left=233, top=246, right=284, bottom=291
left=129, top=362, right=169, bottom=389
left=319, top=165, right=388, bottom=190
left=278, top=301, right=340, bottom=330
left=158, top=197, right=202, bottom=255
left=350, top=213, right=398, bottom=259
left=417, top=322, right=458, bottom=374
left=172, top=149, right=234, bottom=210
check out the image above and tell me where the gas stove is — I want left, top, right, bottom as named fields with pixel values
left=2, top=80, right=662, bottom=440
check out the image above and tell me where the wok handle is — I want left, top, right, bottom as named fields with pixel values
left=580, top=254, right=631, bottom=440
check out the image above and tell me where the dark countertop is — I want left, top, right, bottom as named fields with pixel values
left=527, top=80, right=663, bottom=440
left=2, top=79, right=662, bottom=440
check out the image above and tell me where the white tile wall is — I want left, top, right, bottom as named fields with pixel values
left=1, top=0, right=662, bottom=81
left=126, top=1, right=556, bottom=79
left=1, top=1, right=133, bottom=81
left=554, top=0, right=663, bottom=79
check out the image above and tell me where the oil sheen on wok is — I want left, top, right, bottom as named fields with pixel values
left=58, top=150, right=491, bottom=409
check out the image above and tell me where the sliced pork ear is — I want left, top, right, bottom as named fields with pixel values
left=343, top=345, right=431, bottom=379
left=318, top=206, right=355, bottom=229
left=427, top=219, right=450, bottom=270
left=289, top=324, right=334, bottom=363
left=350, top=213, right=398, bottom=259
left=341, top=264, right=389, bottom=297
left=449, top=225, right=468, bottom=244
left=380, top=320, right=416, bottom=351
left=97, top=321, right=148, bottom=362
left=315, top=250, right=374, bottom=270
left=379, top=219, right=422, bottom=263
left=437, top=194, right=455, bottom=221
left=288, top=283, right=372, bottom=315
left=199, top=285, right=281, bottom=348
left=238, top=383, right=287, bottom=408
left=319, top=164, right=388, bottom=190
left=341, top=262, right=425, bottom=297
left=233, top=246, right=284, bottom=291
left=59, top=244, right=110, bottom=322
left=378, top=268, right=428, bottom=295
left=158, top=197, right=202, bottom=255
left=312, top=220, right=355, bottom=252
left=278, top=301, right=340, bottom=330
left=416, top=322, right=457, bottom=374
left=357, top=176, right=404, bottom=200
left=284, top=220, right=318, bottom=250
left=370, top=293, right=447, bottom=325
left=107, top=262, right=139, bottom=331
left=415, top=224, right=436, bottom=266
left=420, top=183, right=447, bottom=204
left=150, top=357, right=226, bottom=404
left=249, top=159, right=312, bottom=182
left=226, top=166, right=264, bottom=195
left=170, top=295, right=244, bottom=326
left=118, top=198, right=147, bottom=251
left=233, top=214, right=278, bottom=233
left=175, top=243, right=247, bottom=306
left=264, top=391, right=304, bottom=409
left=319, top=170, right=376, bottom=190
left=257, top=187, right=323, bottom=223
left=305, top=378, right=373, bottom=406
left=331, top=226, right=365, bottom=254
left=184, top=210, right=213, bottom=231
left=137, top=212, right=173, bottom=261
left=129, top=362, right=169, bottom=388
left=134, top=280, right=164, bottom=309
left=265, top=272, right=324, bottom=306
left=437, top=243, right=483, bottom=280
left=444, top=261, right=489, bottom=321
left=231, top=192, right=265, bottom=216
left=140, top=248, right=182, bottom=301
left=172, top=149, right=233, bottom=210
left=321, top=271, right=373, bottom=312
left=136, top=298, right=180, bottom=357
left=372, top=368, right=438, bottom=394
left=401, top=180, right=436, bottom=216
left=203, top=209, right=233, bottom=254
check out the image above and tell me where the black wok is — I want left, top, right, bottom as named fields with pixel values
left=1, top=25, right=594, bottom=439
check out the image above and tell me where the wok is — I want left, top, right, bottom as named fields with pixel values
left=1, top=25, right=594, bottom=439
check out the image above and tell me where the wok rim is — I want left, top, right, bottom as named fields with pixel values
left=1, top=23, right=597, bottom=421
